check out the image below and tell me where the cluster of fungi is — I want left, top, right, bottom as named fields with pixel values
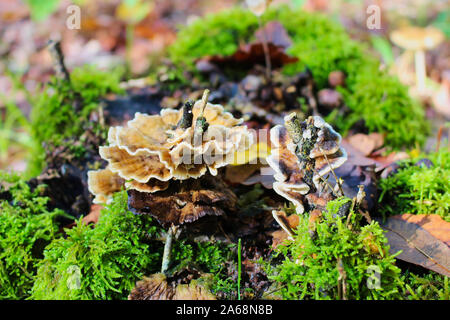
left=87, top=89, right=352, bottom=299
left=88, top=90, right=253, bottom=228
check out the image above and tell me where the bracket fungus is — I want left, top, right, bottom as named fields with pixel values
left=266, top=113, right=347, bottom=214
left=88, top=90, right=253, bottom=227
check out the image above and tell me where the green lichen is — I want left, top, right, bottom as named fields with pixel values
left=168, top=6, right=429, bottom=150
left=30, top=190, right=162, bottom=300
left=379, top=148, right=450, bottom=222
left=29, top=66, right=124, bottom=176
left=0, top=172, right=65, bottom=300
left=266, top=197, right=404, bottom=300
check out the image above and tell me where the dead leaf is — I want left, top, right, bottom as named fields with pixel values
left=201, top=21, right=298, bottom=70
left=346, top=133, right=384, bottom=156
left=380, top=214, right=450, bottom=277
left=82, top=204, right=103, bottom=225
left=254, top=21, right=292, bottom=48
left=128, top=273, right=216, bottom=300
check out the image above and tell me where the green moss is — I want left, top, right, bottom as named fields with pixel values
left=402, top=272, right=449, bottom=300
left=29, top=66, right=124, bottom=176
left=30, top=191, right=162, bottom=300
left=173, top=239, right=237, bottom=299
left=379, top=148, right=450, bottom=222
left=169, top=7, right=258, bottom=68
left=333, top=72, right=428, bottom=148
left=266, top=197, right=404, bottom=300
left=168, top=6, right=429, bottom=149
left=0, top=172, right=65, bottom=300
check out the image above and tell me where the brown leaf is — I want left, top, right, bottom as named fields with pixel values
left=254, top=21, right=292, bottom=49
left=128, top=175, right=237, bottom=228
left=128, top=273, right=216, bottom=300
left=380, top=214, right=450, bottom=277
left=201, top=21, right=298, bottom=70
left=347, top=133, right=384, bottom=156
left=82, top=204, right=103, bottom=225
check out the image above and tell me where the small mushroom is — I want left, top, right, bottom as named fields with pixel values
left=266, top=114, right=347, bottom=214
left=390, top=26, right=445, bottom=94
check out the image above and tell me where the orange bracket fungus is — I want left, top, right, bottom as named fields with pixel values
left=267, top=113, right=347, bottom=215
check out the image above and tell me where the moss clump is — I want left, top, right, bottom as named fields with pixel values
left=168, top=6, right=429, bottom=150
left=173, top=239, right=237, bottom=299
left=29, top=66, right=124, bottom=176
left=402, top=272, right=449, bottom=300
left=379, top=148, right=450, bottom=222
left=332, top=73, right=427, bottom=148
left=0, top=172, right=65, bottom=300
left=30, top=191, right=162, bottom=300
left=266, top=197, right=403, bottom=300
left=169, top=7, right=258, bottom=68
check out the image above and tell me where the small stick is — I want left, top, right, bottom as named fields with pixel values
left=238, top=238, right=242, bottom=300
left=436, top=125, right=443, bottom=152
left=257, top=15, right=272, bottom=81
left=193, top=89, right=210, bottom=146
left=47, top=39, right=84, bottom=112
left=47, top=39, right=71, bottom=83
left=161, top=225, right=178, bottom=275
left=337, top=258, right=347, bottom=300
left=319, top=146, right=345, bottom=197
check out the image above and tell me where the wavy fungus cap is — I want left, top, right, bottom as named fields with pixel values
left=266, top=115, right=347, bottom=214
left=88, top=99, right=253, bottom=204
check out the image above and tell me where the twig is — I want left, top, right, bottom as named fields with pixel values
left=436, top=125, right=443, bottom=152
left=238, top=238, right=242, bottom=300
left=194, top=89, right=210, bottom=146
left=161, top=225, right=178, bottom=275
left=257, top=16, right=272, bottom=82
left=47, top=39, right=70, bottom=82
left=337, top=257, right=347, bottom=300
left=319, top=146, right=345, bottom=197
left=47, top=39, right=84, bottom=112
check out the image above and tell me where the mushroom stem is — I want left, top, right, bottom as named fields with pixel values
left=414, top=49, right=427, bottom=93
left=161, top=225, right=177, bottom=275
